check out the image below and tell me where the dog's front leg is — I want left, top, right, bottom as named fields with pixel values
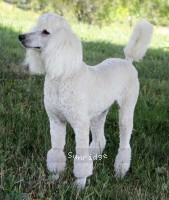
left=72, top=120, right=93, bottom=188
left=47, top=117, right=67, bottom=180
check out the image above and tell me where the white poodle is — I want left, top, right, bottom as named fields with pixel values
left=18, top=13, right=153, bottom=188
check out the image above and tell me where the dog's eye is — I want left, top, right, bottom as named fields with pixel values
left=42, top=30, right=50, bottom=35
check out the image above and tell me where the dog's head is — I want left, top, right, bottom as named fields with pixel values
left=19, top=13, right=83, bottom=78
left=19, top=13, right=70, bottom=50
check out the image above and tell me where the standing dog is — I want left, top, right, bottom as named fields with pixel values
left=19, top=14, right=153, bottom=188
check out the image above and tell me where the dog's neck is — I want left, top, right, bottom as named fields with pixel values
left=44, top=61, right=85, bottom=80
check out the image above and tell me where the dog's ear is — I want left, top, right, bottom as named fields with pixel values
left=42, top=28, right=83, bottom=79
left=24, top=49, right=46, bottom=74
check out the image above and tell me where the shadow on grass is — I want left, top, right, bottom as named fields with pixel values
left=1, top=25, right=169, bottom=199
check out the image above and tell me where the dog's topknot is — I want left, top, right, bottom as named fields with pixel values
left=36, top=13, right=70, bottom=30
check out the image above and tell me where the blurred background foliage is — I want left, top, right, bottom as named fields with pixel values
left=2, top=0, right=169, bottom=26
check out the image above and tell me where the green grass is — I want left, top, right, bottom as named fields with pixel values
left=0, top=2, right=169, bottom=199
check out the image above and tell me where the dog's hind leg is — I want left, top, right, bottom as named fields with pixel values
left=47, top=117, right=67, bottom=180
left=89, top=110, right=108, bottom=159
left=115, top=82, right=139, bottom=178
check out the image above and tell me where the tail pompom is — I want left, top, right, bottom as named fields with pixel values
left=124, top=20, right=153, bottom=62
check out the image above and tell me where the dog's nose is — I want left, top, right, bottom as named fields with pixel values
left=18, top=34, right=25, bottom=41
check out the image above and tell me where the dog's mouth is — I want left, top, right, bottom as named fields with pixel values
left=31, top=46, right=41, bottom=49
left=19, top=41, right=41, bottom=50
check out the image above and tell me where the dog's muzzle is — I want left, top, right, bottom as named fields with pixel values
left=18, top=34, right=40, bottom=49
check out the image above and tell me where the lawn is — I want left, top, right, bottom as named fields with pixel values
left=0, top=2, right=169, bottom=199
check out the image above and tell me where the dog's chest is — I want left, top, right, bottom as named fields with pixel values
left=44, top=78, right=78, bottom=118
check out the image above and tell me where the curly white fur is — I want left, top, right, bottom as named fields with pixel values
left=19, top=14, right=153, bottom=188
left=42, top=28, right=83, bottom=79
left=124, top=20, right=153, bottom=61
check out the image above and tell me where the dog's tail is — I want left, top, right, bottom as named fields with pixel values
left=124, top=21, right=153, bottom=62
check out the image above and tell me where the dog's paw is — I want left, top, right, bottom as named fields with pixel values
left=47, top=148, right=66, bottom=173
left=114, top=162, right=130, bottom=179
left=114, top=147, right=131, bottom=178
left=74, top=177, right=87, bottom=189
left=73, top=158, right=93, bottom=178
left=51, top=173, right=60, bottom=180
